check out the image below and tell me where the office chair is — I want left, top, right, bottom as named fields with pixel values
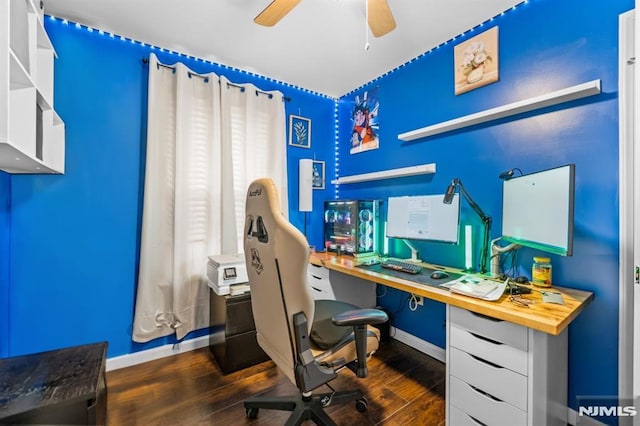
left=243, top=178, right=388, bottom=426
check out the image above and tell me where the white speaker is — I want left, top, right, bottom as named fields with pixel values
left=299, top=159, right=313, bottom=212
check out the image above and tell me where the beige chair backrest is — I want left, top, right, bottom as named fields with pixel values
left=244, top=178, right=315, bottom=384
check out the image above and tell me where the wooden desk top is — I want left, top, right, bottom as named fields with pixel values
left=310, top=253, right=593, bottom=336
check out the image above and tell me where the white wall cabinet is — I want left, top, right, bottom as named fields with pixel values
left=446, top=306, right=568, bottom=426
left=0, top=0, right=65, bottom=174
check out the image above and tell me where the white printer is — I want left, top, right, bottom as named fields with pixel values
left=206, top=254, right=249, bottom=296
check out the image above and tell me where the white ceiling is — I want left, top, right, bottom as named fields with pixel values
left=45, top=0, right=522, bottom=98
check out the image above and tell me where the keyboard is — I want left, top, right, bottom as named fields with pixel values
left=380, top=259, right=422, bottom=274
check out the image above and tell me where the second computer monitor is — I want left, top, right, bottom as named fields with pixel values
left=502, top=164, right=575, bottom=256
left=386, top=193, right=460, bottom=243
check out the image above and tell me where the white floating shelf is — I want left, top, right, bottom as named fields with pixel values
left=398, top=79, right=602, bottom=142
left=0, top=142, right=59, bottom=174
left=331, top=163, right=436, bottom=185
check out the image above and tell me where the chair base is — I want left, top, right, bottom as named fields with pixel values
left=244, top=389, right=366, bottom=426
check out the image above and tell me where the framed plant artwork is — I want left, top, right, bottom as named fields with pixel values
left=312, top=160, right=325, bottom=189
left=289, top=115, right=311, bottom=148
left=454, top=26, right=499, bottom=95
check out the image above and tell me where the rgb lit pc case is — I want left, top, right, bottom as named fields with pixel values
left=323, top=200, right=380, bottom=256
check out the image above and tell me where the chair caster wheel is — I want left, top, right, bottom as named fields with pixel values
left=356, top=397, right=368, bottom=413
left=246, top=407, right=259, bottom=419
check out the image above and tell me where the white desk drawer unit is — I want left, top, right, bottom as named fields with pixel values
left=306, top=264, right=376, bottom=307
left=449, top=326, right=528, bottom=375
left=449, top=376, right=527, bottom=426
left=446, top=306, right=568, bottom=426
left=449, top=405, right=490, bottom=426
left=449, top=346, right=527, bottom=411
left=450, top=306, right=528, bottom=351
left=307, top=264, right=335, bottom=300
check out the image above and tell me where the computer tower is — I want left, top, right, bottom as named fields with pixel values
left=323, top=199, right=380, bottom=257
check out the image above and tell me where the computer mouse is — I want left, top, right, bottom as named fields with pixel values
left=515, top=276, right=529, bottom=284
left=430, top=270, right=449, bottom=280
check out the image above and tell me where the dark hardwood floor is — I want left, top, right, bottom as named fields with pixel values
left=106, top=339, right=446, bottom=425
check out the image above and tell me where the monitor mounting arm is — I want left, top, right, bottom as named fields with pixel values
left=490, top=237, right=521, bottom=277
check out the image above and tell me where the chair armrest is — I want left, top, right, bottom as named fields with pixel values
left=332, top=308, right=388, bottom=327
left=332, top=308, right=388, bottom=378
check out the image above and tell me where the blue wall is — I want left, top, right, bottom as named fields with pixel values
left=0, top=171, right=10, bottom=357
left=5, top=18, right=335, bottom=358
left=336, top=0, right=631, bottom=410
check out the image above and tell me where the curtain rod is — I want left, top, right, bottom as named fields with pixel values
left=142, top=58, right=291, bottom=102
left=225, top=82, right=291, bottom=102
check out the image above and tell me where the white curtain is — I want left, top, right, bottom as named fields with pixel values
left=220, top=76, right=288, bottom=253
left=133, top=54, right=287, bottom=342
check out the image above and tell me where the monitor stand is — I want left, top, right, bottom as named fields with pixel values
left=401, top=239, right=421, bottom=263
left=490, top=237, right=521, bottom=276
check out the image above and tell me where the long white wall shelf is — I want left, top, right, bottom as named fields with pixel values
left=331, top=163, right=436, bottom=185
left=398, top=79, right=602, bottom=142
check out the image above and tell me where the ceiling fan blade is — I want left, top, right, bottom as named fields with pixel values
left=367, top=0, right=396, bottom=37
left=254, top=0, right=302, bottom=26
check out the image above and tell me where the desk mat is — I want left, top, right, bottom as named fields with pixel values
left=356, top=264, right=462, bottom=288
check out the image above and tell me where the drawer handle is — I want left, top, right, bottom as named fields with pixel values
left=469, top=332, right=503, bottom=346
left=311, top=275, right=323, bottom=280
left=466, top=414, right=488, bottom=426
left=468, top=384, right=503, bottom=402
left=469, top=311, right=503, bottom=322
left=469, top=354, right=503, bottom=369
left=311, top=287, right=322, bottom=293
left=310, top=264, right=323, bottom=269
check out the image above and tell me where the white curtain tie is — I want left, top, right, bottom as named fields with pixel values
left=155, top=312, right=182, bottom=330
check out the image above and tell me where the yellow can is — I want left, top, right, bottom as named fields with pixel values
left=532, top=257, right=552, bottom=287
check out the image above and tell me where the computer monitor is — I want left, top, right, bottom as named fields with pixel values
left=501, top=164, right=575, bottom=256
left=386, top=194, right=460, bottom=261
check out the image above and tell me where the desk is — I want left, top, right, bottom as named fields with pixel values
left=309, top=253, right=592, bottom=336
left=309, top=253, right=594, bottom=426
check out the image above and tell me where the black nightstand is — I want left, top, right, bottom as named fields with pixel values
left=209, top=291, right=269, bottom=373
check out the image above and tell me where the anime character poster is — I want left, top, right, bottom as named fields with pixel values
left=350, top=89, right=379, bottom=154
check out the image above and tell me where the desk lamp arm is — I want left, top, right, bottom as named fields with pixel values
left=454, top=179, right=491, bottom=226
left=447, top=178, right=492, bottom=274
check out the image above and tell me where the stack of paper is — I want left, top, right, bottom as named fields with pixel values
left=444, top=275, right=507, bottom=301
left=230, top=283, right=251, bottom=296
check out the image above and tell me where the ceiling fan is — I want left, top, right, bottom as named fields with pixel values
left=254, top=0, right=396, bottom=38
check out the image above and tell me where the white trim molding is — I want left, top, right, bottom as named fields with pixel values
left=106, top=332, right=222, bottom=372
left=618, top=10, right=636, bottom=421
left=390, top=327, right=446, bottom=363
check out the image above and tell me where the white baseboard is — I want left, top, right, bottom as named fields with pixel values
left=390, top=326, right=446, bottom=363
left=107, top=327, right=444, bottom=372
left=106, top=332, right=223, bottom=371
